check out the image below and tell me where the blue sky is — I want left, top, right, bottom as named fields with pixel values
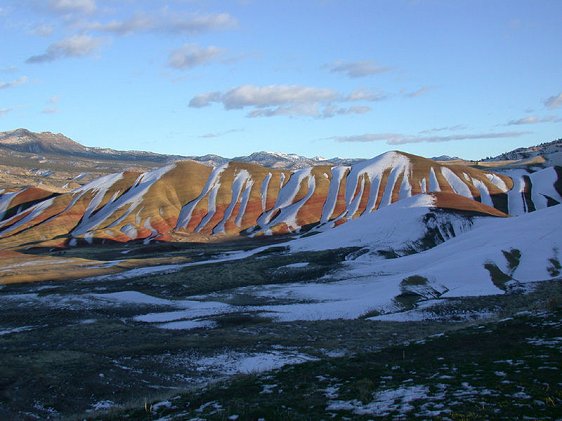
left=1, top=0, right=561, bottom=160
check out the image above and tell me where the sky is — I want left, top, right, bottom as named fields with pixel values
left=0, top=0, right=561, bottom=160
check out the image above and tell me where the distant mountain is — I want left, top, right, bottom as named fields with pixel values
left=0, top=129, right=363, bottom=170
left=431, top=155, right=462, bottom=161
left=0, top=128, right=180, bottom=163
left=483, top=138, right=562, bottom=166
left=231, top=151, right=362, bottom=169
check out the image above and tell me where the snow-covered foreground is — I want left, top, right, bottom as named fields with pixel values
left=2, top=195, right=559, bottom=329
left=125, top=196, right=561, bottom=327
left=250, top=198, right=560, bottom=321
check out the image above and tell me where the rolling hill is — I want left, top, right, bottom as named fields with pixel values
left=1, top=148, right=560, bottom=250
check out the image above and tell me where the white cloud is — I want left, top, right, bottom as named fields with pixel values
left=507, top=115, right=562, bottom=125
left=81, top=12, right=237, bottom=36
left=49, top=0, right=96, bottom=14
left=32, top=24, right=54, bottom=37
left=0, top=76, right=28, bottom=90
left=403, top=86, right=431, bottom=98
left=347, top=89, right=386, bottom=102
left=189, top=91, right=222, bottom=108
left=168, top=44, right=223, bottom=70
left=327, top=60, right=391, bottom=78
left=189, top=84, right=380, bottom=118
left=419, top=124, right=466, bottom=134
left=544, top=92, right=562, bottom=109
left=26, top=35, right=103, bottom=63
left=167, top=12, right=237, bottom=34
left=321, top=105, right=371, bottom=118
left=80, top=15, right=155, bottom=35
left=42, top=95, right=60, bottom=114
left=199, top=129, right=243, bottom=139
left=248, top=104, right=322, bottom=118
left=222, top=85, right=338, bottom=109
left=328, top=131, right=528, bottom=145
left=0, top=108, right=13, bottom=117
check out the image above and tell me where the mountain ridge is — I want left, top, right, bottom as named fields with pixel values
left=483, top=137, right=562, bottom=166
left=0, top=128, right=362, bottom=169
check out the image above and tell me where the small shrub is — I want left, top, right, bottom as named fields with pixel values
left=484, top=262, right=511, bottom=290
left=502, top=249, right=521, bottom=274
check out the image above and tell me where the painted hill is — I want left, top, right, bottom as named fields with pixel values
left=1, top=150, right=560, bottom=250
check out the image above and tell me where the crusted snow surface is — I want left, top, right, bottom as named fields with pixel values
left=399, top=169, right=413, bottom=200
left=485, top=173, right=509, bottom=192
left=378, top=166, right=403, bottom=208
left=366, top=175, right=382, bottom=213
left=158, top=319, right=218, bottom=330
left=195, top=181, right=222, bottom=232
left=341, top=200, right=562, bottom=294
left=346, top=175, right=366, bottom=218
left=472, top=178, right=494, bottom=207
left=257, top=168, right=313, bottom=229
left=194, top=350, right=317, bottom=375
left=332, top=152, right=411, bottom=217
left=503, top=169, right=529, bottom=216
left=134, top=299, right=233, bottom=323
left=345, top=152, right=408, bottom=205
left=0, top=190, right=18, bottom=220
left=420, top=178, right=427, bottom=194
left=267, top=173, right=316, bottom=231
left=72, top=172, right=124, bottom=195
left=214, top=170, right=251, bottom=234
left=498, top=167, right=561, bottom=216
left=73, top=164, right=175, bottom=236
left=528, top=166, right=562, bottom=210
left=320, top=166, right=348, bottom=223
left=291, top=194, right=437, bottom=252
left=91, top=291, right=174, bottom=306
left=235, top=179, right=254, bottom=227
left=428, top=167, right=440, bottom=192
left=120, top=223, right=138, bottom=239
left=211, top=199, right=562, bottom=322
left=327, top=385, right=430, bottom=416
left=260, top=172, right=272, bottom=212
left=175, top=164, right=228, bottom=229
left=143, top=217, right=158, bottom=242
left=0, top=197, right=55, bottom=235
left=440, top=167, right=473, bottom=198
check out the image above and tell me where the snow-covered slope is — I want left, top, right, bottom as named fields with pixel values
left=291, top=194, right=481, bottom=256
left=0, top=150, right=560, bottom=249
left=221, top=197, right=562, bottom=322
left=128, top=197, right=562, bottom=325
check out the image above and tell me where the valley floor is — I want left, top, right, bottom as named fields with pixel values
left=0, top=241, right=560, bottom=420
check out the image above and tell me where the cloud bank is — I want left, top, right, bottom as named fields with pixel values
left=0, top=76, right=28, bottom=89
left=328, top=131, right=528, bottom=145
left=189, top=84, right=383, bottom=118
left=81, top=12, right=237, bottom=36
left=168, top=44, right=223, bottom=70
left=327, top=60, right=391, bottom=78
left=544, top=92, right=562, bottom=109
left=507, top=115, right=562, bottom=125
left=49, top=0, right=96, bottom=15
left=26, top=35, right=103, bottom=63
